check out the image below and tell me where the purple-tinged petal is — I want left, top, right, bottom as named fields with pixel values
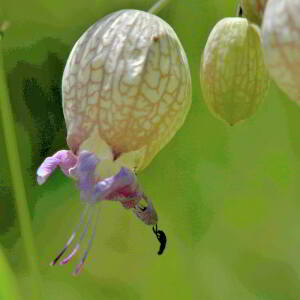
left=91, top=167, right=136, bottom=202
left=37, top=150, right=77, bottom=185
left=74, top=151, right=101, bottom=194
left=114, top=168, right=136, bottom=187
left=56, top=150, right=78, bottom=177
left=37, top=157, right=61, bottom=185
left=77, top=151, right=100, bottom=173
left=91, top=177, right=116, bottom=202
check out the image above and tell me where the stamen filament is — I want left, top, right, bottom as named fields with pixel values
left=148, top=0, right=171, bottom=14
left=60, top=244, right=80, bottom=265
left=73, top=206, right=101, bottom=276
left=60, top=203, right=95, bottom=265
left=50, top=203, right=89, bottom=266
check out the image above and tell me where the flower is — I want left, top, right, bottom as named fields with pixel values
left=36, top=8, right=191, bottom=274
left=200, top=17, right=269, bottom=125
left=262, top=0, right=300, bottom=104
left=37, top=149, right=157, bottom=275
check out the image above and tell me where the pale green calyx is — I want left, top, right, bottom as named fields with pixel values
left=200, top=17, right=269, bottom=126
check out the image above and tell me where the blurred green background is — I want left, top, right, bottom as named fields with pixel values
left=1, top=0, right=300, bottom=299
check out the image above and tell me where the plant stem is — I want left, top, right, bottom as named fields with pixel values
left=0, top=246, right=22, bottom=300
left=0, top=29, right=43, bottom=299
left=148, top=0, right=171, bottom=14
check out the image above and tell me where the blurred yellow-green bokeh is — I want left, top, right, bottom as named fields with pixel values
left=1, top=0, right=300, bottom=299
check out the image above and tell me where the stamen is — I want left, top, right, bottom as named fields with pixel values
left=50, top=243, right=70, bottom=266
left=50, top=203, right=89, bottom=266
left=60, top=203, right=95, bottom=265
left=73, top=206, right=101, bottom=276
left=60, top=244, right=80, bottom=265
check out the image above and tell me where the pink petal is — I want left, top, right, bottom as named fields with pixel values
left=37, top=157, right=61, bottom=185
left=76, top=151, right=100, bottom=192
left=55, top=150, right=78, bottom=177
left=37, top=150, right=77, bottom=185
left=92, top=168, right=136, bottom=202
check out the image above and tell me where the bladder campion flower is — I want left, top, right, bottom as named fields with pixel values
left=37, top=9, right=191, bottom=275
left=262, top=0, right=300, bottom=104
left=200, top=17, right=269, bottom=126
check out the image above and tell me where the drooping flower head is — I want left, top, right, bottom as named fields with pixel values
left=262, top=0, right=300, bottom=104
left=200, top=17, right=269, bottom=126
left=37, top=9, right=191, bottom=275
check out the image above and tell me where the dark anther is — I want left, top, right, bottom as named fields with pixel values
left=51, top=246, right=68, bottom=266
left=152, top=224, right=167, bottom=255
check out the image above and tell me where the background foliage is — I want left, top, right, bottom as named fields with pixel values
left=1, top=0, right=300, bottom=299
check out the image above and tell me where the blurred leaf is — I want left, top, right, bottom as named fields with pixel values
left=0, top=246, right=22, bottom=300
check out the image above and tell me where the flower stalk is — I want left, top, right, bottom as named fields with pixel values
left=148, top=0, right=171, bottom=14
left=0, top=25, right=43, bottom=299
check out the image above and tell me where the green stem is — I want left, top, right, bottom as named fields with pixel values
left=148, top=0, right=171, bottom=14
left=0, top=246, right=22, bottom=300
left=0, top=31, right=43, bottom=299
